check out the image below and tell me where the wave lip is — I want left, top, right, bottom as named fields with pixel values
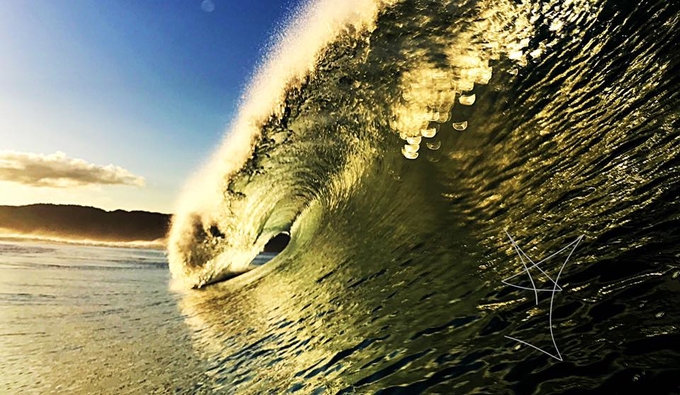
left=168, top=0, right=393, bottom=288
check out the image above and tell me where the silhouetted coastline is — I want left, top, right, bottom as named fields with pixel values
left=0, top=204, right=170, bottom=243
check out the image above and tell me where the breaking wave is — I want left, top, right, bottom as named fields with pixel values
left=167, top=0, right=680, bottom=391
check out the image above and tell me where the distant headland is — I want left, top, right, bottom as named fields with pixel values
left=0, top=204, right=291, bottom=253
left=0, top=204, right=171, bottom=245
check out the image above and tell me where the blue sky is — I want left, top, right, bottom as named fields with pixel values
left=0, top=0, right=302, bottom=213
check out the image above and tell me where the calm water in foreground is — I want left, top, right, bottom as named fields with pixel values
left=0, top=241, right=209, bottom=394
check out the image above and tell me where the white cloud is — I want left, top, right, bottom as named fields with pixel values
left=0, top=150, right=145, bottom=188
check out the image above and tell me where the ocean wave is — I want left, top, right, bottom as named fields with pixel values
left=167, top=0, right=680, bottom=390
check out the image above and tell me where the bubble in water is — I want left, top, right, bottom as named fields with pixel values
left=452, top=121, right=468, bottom=131
left=426, top=141, right=441, bottom=151
left=421, top=127, right=437, bottom=138
left=459, top=93, right=476, bottom=106
left=200, top=0, right=215, bottom=12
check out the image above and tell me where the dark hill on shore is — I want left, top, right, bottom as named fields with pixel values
left=0, top=204, right=171, bottom=242
left=0, top=204, right=291, bottom=253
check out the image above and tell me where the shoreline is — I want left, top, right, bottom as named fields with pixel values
left=0, top=232, right=167, bottom=250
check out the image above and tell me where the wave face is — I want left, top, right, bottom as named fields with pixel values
left=169, top=0, right=680, bottom=392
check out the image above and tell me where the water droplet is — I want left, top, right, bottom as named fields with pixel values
left=452, top=121, right=468, bottom=131
left=459, top=93, right=476, bottom=106
left=549, top=19, right=564, bottom=32
left=435, top=110, right=450, bottom=123
left=406, top=136, right=422, bottom=145
left=421, top=127, right=437, bottom=138
left=403, top=144, right=420, bottom=152
left=529, top=47, right=543, bottom=59
left=401, top=144, right=419, bottom=159
left=459, top=79, right=475, bottom=92
left=475, top=68, right=493, bottom=85
left=508, top=50, right=524, bottom=60
left=426, top=141, right=441, bottom=151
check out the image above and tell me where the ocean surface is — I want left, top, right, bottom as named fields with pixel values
left=0, top=241, right=207, bottom=394
left=5, top=0, right=680, bottom=393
